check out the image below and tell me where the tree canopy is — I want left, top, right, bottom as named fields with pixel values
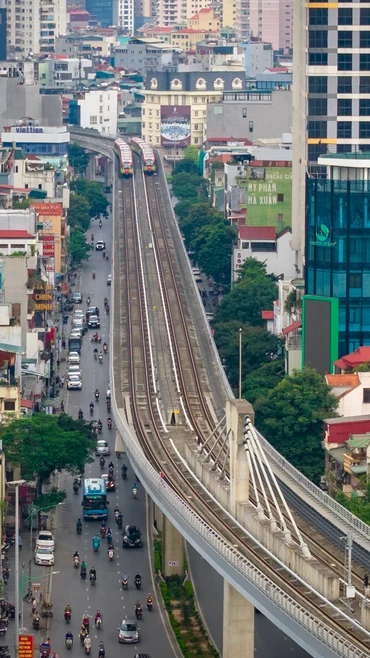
left=70, top=179, right=109, bottom=219
left=67, top=195, right=91, bottom=231
left=68, top=143, right=89, bottom=175
left=69, top=227, right=91, bottom=265
left=183, top=145, right=199, bottom=166
left=213, top=258, right=277, bottom=326
left=213, top=320, right=279, bottom=389
left=254, top=369, right=338, bottom=483
left=242, top=360, right=285, bottom=405
left=1, top=414, right=94, bottom=494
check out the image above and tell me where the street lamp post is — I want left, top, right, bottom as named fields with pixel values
left=239, top=327, right=243, bottom=399
left=8, top=479, right=26, bottom=658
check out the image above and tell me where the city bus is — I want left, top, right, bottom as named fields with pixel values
left=82, top=478, right=108, bottom=520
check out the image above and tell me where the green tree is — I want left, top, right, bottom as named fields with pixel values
left=213, top=278, right=277, bottom=326
left=255, top=369, right=338, bottom=483
left=173, top=158, right=199, bottom=176
left=192, top=222, right=236, bottom=283
left=69, top=227, right=91, bottom=265
left=336, top=486, right=370, bottom=525
left=173, top=183, right=199, bottom=201
left=1, top=414, right=94, bottom=495
left=183, top=145, right=199, bottom=166
left=67, top=194, right=91, bottom=231
left=174, top=199, right=193, bottom=221
left=70, top=179, right=109, bottom=219
left=242, top=360, right=285, bottom=405
left=171, top=172, right=205, bottom=199
left=213, top=321, right=279, bottom=389
left=180, top=202, right=223, bottom=246
left=68, top=143, right=89, bottom=174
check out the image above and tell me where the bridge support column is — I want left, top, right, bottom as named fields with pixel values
left=105, top=158, right=113, bottom=186
left=162, top=515, right=184, bottom=577
left=87, top=154, right=96, bottom=180
left=153, top=503, right=163, bottom=533
left=226, top=399, right=254, bottom=517
left=223, top=581, right=254, bottom=658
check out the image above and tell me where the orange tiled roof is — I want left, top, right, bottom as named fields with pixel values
left=326, top=374, right=360, bottom=388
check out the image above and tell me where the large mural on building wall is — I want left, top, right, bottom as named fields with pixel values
left=239, top=165, right=292, bottom=229
left=160, top=106, right=191, bottom=147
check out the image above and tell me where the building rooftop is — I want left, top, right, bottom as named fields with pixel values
left=319, top=151, right=370, bottom=161
left=324, top=414, right=370, bottom=425
left=333, top=346, right=370, bottom=370
left=347, top=435, right=370, bottom=450
left=282, top=320, right=302, bottom=336
left=326, top=374, right=360, bottom=388
left=261, top=310, right=273, bottom=320
left=0, top=230, right=35, bottom=238
left=239, top=225, right=276, bottom=241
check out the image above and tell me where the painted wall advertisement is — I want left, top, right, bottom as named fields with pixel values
left=160, top=106, right=191, bottom=147
left=241, top=166, right=292, bottom=230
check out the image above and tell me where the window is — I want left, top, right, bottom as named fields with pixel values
left=309, top=8, right=327, bottom=25
left=360, top=122, right=370, bottom=138
left=308, top=143, right=326, bottom=161
left=338, top=31, right=352, bottom=48
left=360, top=99, right=370, bottom=116
left=363, top=388, right=370, bottom=403
left=361, top=77, right=370, bottom=94
left=338, top=99, right=352, bottom=116
left=361, top=7, right=370, bottom=24
left=338, top=77, right=352, bottom=93
left=277, top=193, right=284, bottom=202
left=277, top=213, right=284, bottom=223
left=309, top=76, right=327, bottom=94
left=338, top=54, right=352, bottom=70
left=249, top=121, right=254, bottom=132
left=308, top=98, right=327, bottom=116
left=194, top=124, right=198, bottom=130
left=4, top=400, right=15, bottom=411
left=308, top=120, right=327, bottom=138
left=10, top=244, right=25, bottom=248
left=241, top=241, right=249, bottom=249
left=337, top=121, right=352, bottom=138
left=309, top=52, right=328, bottom=65
left=242, top=108, right=247, bottom=118
left=349, top=273, right=361, bottom=288
left=338, top=8, right=352, bottom=24
left=309, top=30, right=327, bottom=48
left=90, top=115, right=97, bottom=124
left=361, top=54, right=370, bottom=71
left=361, top=31, right=370, bottom=48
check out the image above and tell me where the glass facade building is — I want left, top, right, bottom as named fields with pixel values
left=306, top=175, right=370, bottom=356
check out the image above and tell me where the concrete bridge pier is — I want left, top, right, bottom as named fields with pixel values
left=223, top=582, right=254, bottom=658
left=87, top=154, right=96, bottom=180
left=223, top=399, right=255, bottom=658
left=162, top=514, right=184, bottom=577
left=105, top=158, right=113, bottom=186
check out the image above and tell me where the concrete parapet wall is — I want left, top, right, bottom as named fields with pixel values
left=184, top=442, right=230, bottom=510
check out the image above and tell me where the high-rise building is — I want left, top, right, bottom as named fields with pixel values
left=156, top=0, right=212, bottom=27
left=0, top=9, right=6, bottom=60
left=292, top=0, right=370, bottom=267
left=6, top=0, right=67, bottom=57
left=113, top=0, right=134, bottom=33
left=249, top=0, right=292, bottom=51
left=235, top=0, right=249, bottom=40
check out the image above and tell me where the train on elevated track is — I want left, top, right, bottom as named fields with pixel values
left=130, top=137, right=157, bottom=174
left=113, top=138, right=133, bottom=176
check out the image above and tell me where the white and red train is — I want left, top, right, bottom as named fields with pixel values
left=130, top=137, right=157, bottom=174
left=113, top=138, right=133, bottom=176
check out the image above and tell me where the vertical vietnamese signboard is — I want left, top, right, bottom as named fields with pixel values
left=19, top=635, right=34, bottom=658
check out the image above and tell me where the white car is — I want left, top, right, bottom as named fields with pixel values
left=73, top=310, right=84, bottom=320
left=36, top=530, right=55, bottom=551
left=35, top=546, right=54, bottom=566
left=68, top=352, right=80, bottom=365
left=68, top=366, right=82, bottom=378
left=73, top=318, right=84, bottom=329
left=67, top=375, right=82, bottom=390
left=107, top=275, right=112, bottom=286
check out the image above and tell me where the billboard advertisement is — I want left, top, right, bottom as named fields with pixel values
left=31, top=202, right=62, bottom=216
left=161, top=106, right=191, bottom=147
left=302, top=296, right=339, bottom=376
left=240, top=165, right=292, bottom=230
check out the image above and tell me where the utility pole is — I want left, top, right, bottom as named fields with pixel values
left=8, top=479, right=26, bottom=658
left=238, top=327, right=242, bottom=399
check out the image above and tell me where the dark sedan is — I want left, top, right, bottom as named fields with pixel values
left=122, top=525, right=142, bottom=548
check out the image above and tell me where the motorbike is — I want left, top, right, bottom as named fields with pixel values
left=95, top=391, right=99, bottom=401
left=84, top=641, right=91, bottom=655
left=80, top=568, right=87, bottom=580
left=135, top=607, right=143, bottom=621
left=95, top=617, right=102, bottom=630
left=94, top=351, right=98, bottom=360
left=108, top=466, right=114, bottom=477
left=77, top=524, right=82, bottom=535
left=74, top=555, right=80, bottom=568
left=90, top=406, right=94, bottom=416
left=98, top=422, right=102, bottom=433
left=105, top=306, right=109, bottom=315
left=108, top=549, right=114, bottom=561
left=65, top=638, right=73, bottom=651
left=64, top=610, right=72, bottom=624
left=98, top=354, right=103, bottom=364
left=99, top=220, right=102, bottom=228
left=100, top=525, right=106, bottom=538
left=147, top=598, right=153, bottom=612
left=78, top=411, right=84, bottom=420
left=117, top=515, right=123, bottom=530
left=91, top=336, right=101, bottom=344
left=99, top=457, right=105, bottom=468
left=121, top=469, right=127, bottom=480
left=132, top=487, right=138, bottom=499
left=93, top=538, right=100, bottom=552
left=107, top=401, right=111, bottom=412
left=107, top=535, right=113, bottom=549
left=73, top=483, right=79, bottom=494
left=134, top=577, right=142, bottom=591
left=32, top=616, right=40, bottom=630
left=121, top=575, right=128, bottom=590
left=107, top=419, right=112, bottom=430
left=90, top=574, right=96, bottom=586
left=103, top=344, right=108, bottom=354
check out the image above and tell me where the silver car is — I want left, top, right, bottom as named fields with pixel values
left=67, top=375, right=82, bottom=390
left=118, top=619, right=139, bottom=643
left=68, top=352, right=80, bottom=365
left=96, top=440, right=110, bottom=456
left=68, top=366, right=82, bottom=378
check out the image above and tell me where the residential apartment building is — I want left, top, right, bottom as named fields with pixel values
left=235, top=0, right=249, bottom=41
left=156, top=0, right=213, bottom=27
left=69, top=89, right=118, bottom=134
left=142, top=70, right=245, bottom=159
left=6, top=0, right=67, bottom=58
left=39, top=57, right=93, bottom=88
left=113, top=0, right=134, bottom=34
left=249, top=0, right=292, bottom=51
left=112, top=37, right=177, bottom=76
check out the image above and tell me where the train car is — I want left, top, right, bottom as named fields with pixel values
left=113, top=138, right=133, bottom=176
left=131, top=137, right=157, bottom=175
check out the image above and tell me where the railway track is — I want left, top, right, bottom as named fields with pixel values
left=116, top=162, right=370, bottom=656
